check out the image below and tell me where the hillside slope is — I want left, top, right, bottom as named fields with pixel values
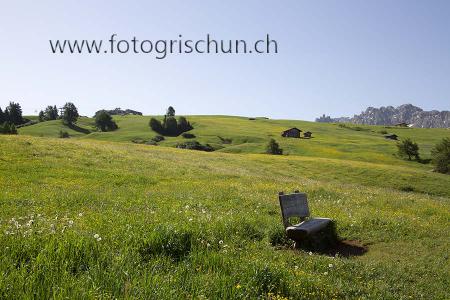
left=0, top=135, right=449, bottom=298
left=19, top=115, right=450, bottom=168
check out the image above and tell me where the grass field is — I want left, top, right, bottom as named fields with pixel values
left=2, top=116, right=449, bottom=298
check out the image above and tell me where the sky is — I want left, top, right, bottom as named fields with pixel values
left=0, top=0, right=449, bottom=120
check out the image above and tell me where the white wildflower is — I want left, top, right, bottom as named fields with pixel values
left=219, top=240, right=223, bottom=245
left=328, top=264, right=333, bottom=268
left=94, top=233, right=101, bottom=241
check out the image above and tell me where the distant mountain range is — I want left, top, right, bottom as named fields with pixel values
left=316, top=104, right=450, bottom=128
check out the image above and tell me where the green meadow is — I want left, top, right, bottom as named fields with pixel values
left=1, top=116, right=449, bottom=298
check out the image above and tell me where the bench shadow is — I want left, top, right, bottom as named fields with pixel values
left=304, top=240, right=368, bottom=258
left=287, top=222, right=368, bottom=258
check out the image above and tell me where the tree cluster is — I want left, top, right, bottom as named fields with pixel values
left=95, top=111, right=118, bottom=132
left=149, top=106, right=193, bottom=136
left=38, top=105, right=59, bottom=122
left=0, top=102, right=23, bottom=135
left=0, top=102, right=24, bottom=126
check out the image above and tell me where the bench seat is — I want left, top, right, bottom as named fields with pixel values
left=286, top=218, right=331, bottom=240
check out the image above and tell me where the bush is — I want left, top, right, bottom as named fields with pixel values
left=176, top=141, right=214, bottom=152
left=266, top=139, right=283, bottom=155
left=59, top=130, right=69, bottom=138
left=178, top=116, right=193, bottom=133
left=379, top=130, right=388, bottom=134
left=149, top=118, right=163, bottom=133
left=145, top=140, right=158, bottom=146
left=95, top=111, right=118, bottom=132
left=397, top=138, right=420, bottom=161
left=0, top=122, right=17, bottom=135
left=131, top=138, right=146, bottom=144
left=431, top=138, right=450, bottom=174
left=152, top=135, right=165, bottom=142
left=181, top=133, right=196, bottom=139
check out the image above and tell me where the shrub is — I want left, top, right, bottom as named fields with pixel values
left=131, top=138, right=146, bottom=144
left=0, top=122, right=17, bottom=135
left=181, top=133, right=196, bottom=139
left=266, top=139, right=283, bottom=155
left=59, top=130, right=69, bottom=138
left=397, top=138, right=420, bottom=161
left=379, top=130, right=388, bottom=134
left=152, top=135, right=165, bottom=142
left=95, top=111, right=118, bottom=132
left=145, top=140, right=158, bottom=146
left=178, top=116, right=193, bottom=133
left=431, top=138, right=450, bottom=174
left=149, top=118, right=163, bottom=133
left=176, top=141, right=214, bottom=152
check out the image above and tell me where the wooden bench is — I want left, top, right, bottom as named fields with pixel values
left=278, top=191, right=332, bottom=246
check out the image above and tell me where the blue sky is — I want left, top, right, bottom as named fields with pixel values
left=0, top=0, right=449, bottom=120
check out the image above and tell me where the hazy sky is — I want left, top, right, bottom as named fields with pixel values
left=1, top=1, right=449, bottom=120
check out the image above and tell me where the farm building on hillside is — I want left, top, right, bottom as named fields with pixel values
left=395, top=122, right=409, bottom=127
left=304, top=131, right=312, bottom=138
left=281, top=128, right=302, bottom=138
left=385, top=134, right=398, bottom=140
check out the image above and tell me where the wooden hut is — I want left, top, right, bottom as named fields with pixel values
left=281, top=128, right=302, bottom=138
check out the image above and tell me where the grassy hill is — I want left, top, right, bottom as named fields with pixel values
left=2, top=116, right=450, bottom=298
left=19, top=115, right=450, bottom=165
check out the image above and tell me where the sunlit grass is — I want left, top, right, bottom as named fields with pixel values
left=1, top=135, right=449, bottom=299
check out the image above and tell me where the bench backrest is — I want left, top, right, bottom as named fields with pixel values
left=278, top=191, right=310, bottom=228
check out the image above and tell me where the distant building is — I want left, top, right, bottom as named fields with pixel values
left=304, top=131, right=312, bottom=138
left=385, top=134, right=398, bottom=140
left=281, top=128, right=302, bottom=138
left=395, top=122, right=409, bottom=127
